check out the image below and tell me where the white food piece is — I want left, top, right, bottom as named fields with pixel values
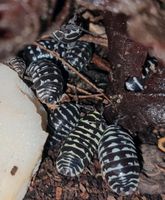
left=0, top=64, right=48, bottom=200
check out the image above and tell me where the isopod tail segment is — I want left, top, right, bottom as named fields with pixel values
left=141, top=55, right=158, bottom=79
left=56, top=109, right=105, bottom=177
left=125, top=55, right=158, bottom=92
left=3, top=56, right=26, bottom=78
left=98, top=124, right=140, bottom=196
left=125, top=76, right=145, bottom=92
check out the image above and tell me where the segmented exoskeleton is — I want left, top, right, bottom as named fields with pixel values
left=125, top=76, right=144, bottom=92
left=52, top=14, right=82, bottom=45
left=22, top=43, right=55, bottom=66
left=4, top=56, right=26, bottom=78
left=63, top=41, right=93, bottom=72
left=18, top=14, right=94, bottom=107
left=22, top=14, right=82, bottom=65
left=98, top=125, right=140, bottom=195
left=52, top=15, right=93, bottom=72
left=38, top=38, right=93, bottom=72
left=21, top=13, right=93, bottom=72
left=22, top=36, right=68, bottom=65
left=56, top=110, right=104, bottom=177
left=26, top=59, right=65, bottom=105
left=125, top=56, right=158, bottom=92
left=21, top=39, right=93, bottom=73
left=47, top=102, right=80, bottom=147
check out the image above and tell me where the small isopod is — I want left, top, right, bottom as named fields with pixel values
left=125, top=56, right=158, bottom=92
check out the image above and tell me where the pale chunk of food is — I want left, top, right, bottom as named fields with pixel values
left=0, top=64, right=48, bottom=200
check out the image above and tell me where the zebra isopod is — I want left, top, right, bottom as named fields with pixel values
left=63, top=41, right=93, bottom=72
left=98, top=125, right=140, bottom=196
left=52, top=14, right=82, bottom=45
left=125, top=56, right=158, bottom=92
left=4, top=56, right=26, bottom=78
left=21, top=14, right=93, bottom=76
left=125, top=77, right=144, bottom=92
left=23, top=14, right=83, bottom=65
left=142, top=56, right=158, bottom=78
left=47, top=102, right=80, bottom=147
left=38, top=38, right=93, bottom=72
left=56, top=110, right=104, bottom=177
left=23, top=37, right=93, bottom=74
left=22, top=44, right=55, bottom=66
left=26, top=59, right=66, bottom=105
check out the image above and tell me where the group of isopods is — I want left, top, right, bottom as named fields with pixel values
left=4, top=14, right=159, bottom=196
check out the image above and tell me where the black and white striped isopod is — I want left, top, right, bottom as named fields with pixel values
left=63, top=41, right=93, bottom=72
left=4, top=56, right=26, bottom=78
left=98, top=125, right=140, bottom=195
left=23, top=37, right=93, bottom=73
left=47, top=102, right=80, bottom=147
left=125, top=56, right=158, bottom=92
left=38, top=37, right=67, bottom=56
left=142, top=56, right=158, bottom=79
left=26, top=59, right=65, bottom=105
left=125, top=76, right=144, bottom=92
left=52, top=14, right=82, bottom=45
left=56, top=110, right=104, bottom=177
left=38, top=38, right=93, bottom=72
left=22, top=44, right=55, bottom=66
left=22, top=15, right=82, bottom=65
left=22, top=37, right=69, bottom=66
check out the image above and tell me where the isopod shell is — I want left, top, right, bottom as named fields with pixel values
left=98, top=125, right=140, bottom=196
left=26, top=59, right=66, bottom=105
left=56, top=110, right=104, bottom=177
left=47, top=102, right=80, bottom=147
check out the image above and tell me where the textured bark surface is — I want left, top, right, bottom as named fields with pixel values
left=104, top=12, right=147, bottom=93
left=104, top=93, right=165, bottom=133
left=76, top=0, right=165, bottom=64
left=139, top=144, right=165, bottom=194
left=103, top=11, right=165, bottom=136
